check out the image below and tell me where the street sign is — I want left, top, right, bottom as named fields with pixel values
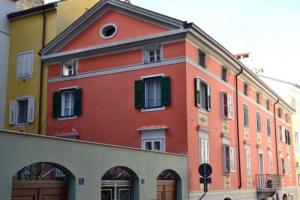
left=198, top=163, right=212, bottom=178
left=200, top=177, right=211, bottom=184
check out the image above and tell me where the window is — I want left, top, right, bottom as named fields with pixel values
left=135, top=76, right=170, bottom=110
left=285, top=114, right=289, bottom=123
left=256, top=92, right=260, bottom=104
left=9, top=97, right=35, bottom=125
left=141, top=129, right=165, bottom=152
left=195, top=78, right=211, bottom=111
left=278, top=108, right=282, bottom=118
left=198, top=49, right=206, bottom=68
left=268, top=152, right=273, bottom=173
left=279, top=125, right=283, bottom=142
left=267, top=118, right=271, bottom=137
left=266, top=100, right=270, bottom=110
left=143, top=44, right=162, bottom=63
left=282, top=158, right=285, bottom=175
left=243, top=105, right=249, bottom=128
left=256, top=112, right=261, bottom=133
left=221, top=92, right=234, bottom=119
left=200, top=139, right=209, bottom=164
left=62, top=60, right=76, bottom=77
left=16, top=51, right=33, bottom=79
left=221, top=66, right=227, bottom=82
left=243, top=83, right=248, bottom=96
left=295, top=132, right=300, bottom=153
left=100, top=23, right=117, bottom=39
left=245, top=147, right=251, bottom=176
left=285, top=129, right=291, bottom=145
left=223, top=145, right=235, bottom=173
left=53, top=88, right=82, bottom=118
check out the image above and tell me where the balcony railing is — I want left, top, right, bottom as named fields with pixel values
left=256, top=174, right=282, bottom=192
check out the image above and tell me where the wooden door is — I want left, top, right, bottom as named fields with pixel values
left=12, top=180, right=67, bottom=200
left=156, top=180, right=176, bottom=200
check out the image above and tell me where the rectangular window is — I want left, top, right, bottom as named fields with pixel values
left=62, top=60, right=76, bottom=77
left=221, top=66, right=227, bottom=82
left=245, top=147, right=251, bottom=175
left=282, top=158, right=285, bottom=175
left=195, top=78, right=211, bottom=111
left=279, top=125, right=283, bottom=142
left=295, top=132, right=300, bottom=153
left=200, top=139, right=209, bottom=164
left=269, top=152, right=273, bottom=174
left=143, top=44, right=162, bottom=63
left=266, top=100, right=270, bottom=110
left=243, top=105, right=249, bottom=128
left=9, top=97, right=35, bottom=125
left=267, top=118, right=271, bottom=137
left=256, top=112, right=261, bottom=133
left=53, top=88, right=82, bottom=119
left=243, top=83, right=248, bottom=96
left=285, top=129, right=291, bottom=145
left=198, top=49, right=206, bottom=68
left=135, top=76, right=171, bottom=110
left=16, top=51, right=33, bottom=79
left=141, top=129, right=165, bottom=152
left=221, top=92, right=234, bottom=119
left=223, top=145, right=235, bottom=173
left=256, top=92, right=260, bottom=104
left=285, top=114, right=289, bottom=123
left=278, top=108, right=282, bottom=118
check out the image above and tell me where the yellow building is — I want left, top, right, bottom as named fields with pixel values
left=4, top=0, right=99, bottom=134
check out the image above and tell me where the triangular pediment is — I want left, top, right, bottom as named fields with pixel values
left=42, top=0, right=185, bottom=55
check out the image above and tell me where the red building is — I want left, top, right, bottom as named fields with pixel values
left=41, top=0, right=296, bottom=199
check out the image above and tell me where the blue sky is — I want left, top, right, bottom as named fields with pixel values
left=46, top=0, right=300, bottom=85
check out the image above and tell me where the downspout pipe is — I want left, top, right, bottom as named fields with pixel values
left=273, top=98, right=280, bottom=174
left=235, top=67, right=243, bottom=189
left=38, top=9, right=46, bottom=134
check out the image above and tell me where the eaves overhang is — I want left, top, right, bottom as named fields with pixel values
left=41, top=29, right=188, bottom=64
left=7, top=2, right=57, bottom=21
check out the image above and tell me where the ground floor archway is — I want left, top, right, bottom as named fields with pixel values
left=156, top=169, right=181, bottom=200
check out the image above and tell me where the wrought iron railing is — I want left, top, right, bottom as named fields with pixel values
left=256, top=174, right=282, bottom=192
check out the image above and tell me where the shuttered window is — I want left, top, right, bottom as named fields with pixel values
left=135, top=76, right=170, bottom=109
left=9, top=97, right=35, bottom=125
left=223, top=145, right=236, bottom=173
left=194, top=78, right=211, bottom=111
left=221, top=92, right=234, bottom=119
left=16, top=51, right=33, bottom=79
left=53, top=88, right=82, bottom=118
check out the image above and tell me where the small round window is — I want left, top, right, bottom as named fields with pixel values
left=100, top=23, right=117, bottom=39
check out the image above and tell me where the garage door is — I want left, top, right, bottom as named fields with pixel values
left=12, top=180, right=67, bottom=200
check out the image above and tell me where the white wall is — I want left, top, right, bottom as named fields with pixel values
left=0, top=0, right=16, bottom=128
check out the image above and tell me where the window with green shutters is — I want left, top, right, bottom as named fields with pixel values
left=194, top=78, right=211, bottom=111
left=135, top=76, right=170, bottom=109
left=53, top=88, right=82, bottom=118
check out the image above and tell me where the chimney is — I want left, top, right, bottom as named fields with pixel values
left=16, top=0, right=44, bottom=11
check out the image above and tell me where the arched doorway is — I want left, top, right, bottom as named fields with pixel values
left=101, top=166, right=139, bottom=200
left=283, top=193, right=288, bottom=200
left=11, top=162, right=74, bottom=200
left=156, top=169, right=181, bottom=200
left=224, top=198, right=232, bottom=200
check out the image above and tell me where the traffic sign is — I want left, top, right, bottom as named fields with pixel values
left=198, top=163, right=212, bottom=177
left=200, top=177, right=212, bottom=184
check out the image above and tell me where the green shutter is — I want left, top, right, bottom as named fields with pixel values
left=161, top=76, right=171, bottom=106
left=53, top=91, right=61, bottom=118
left=194, top=78, right=200, bottom=107
left=135, top=80, right=145, bottom=109
left=74, top=88, right=83, bottom=116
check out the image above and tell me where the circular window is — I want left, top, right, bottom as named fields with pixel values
left=100, top=23, right=117, bottom=39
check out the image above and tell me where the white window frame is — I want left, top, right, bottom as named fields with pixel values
left=221, top=92, right=234, bottom=119
left=16, top=51, right=34, bottom=80
left=9, top=96, right=35, bottom=125
left=143, top=44, right=162, bottom=64
left=245, top=146, right=251, bottom=176
left=223, top=145, right=236, bottom=173
left=195, top=78, right=211, bottom=111
left=144, top=77, right=162, bottom=109
left=61, top=90, right=75, bottom=117
left=62, top=60, right=77, bottom=77
left=199, top=139, right=209, bottom=164
left=140, top=129, right=165, bottom=152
